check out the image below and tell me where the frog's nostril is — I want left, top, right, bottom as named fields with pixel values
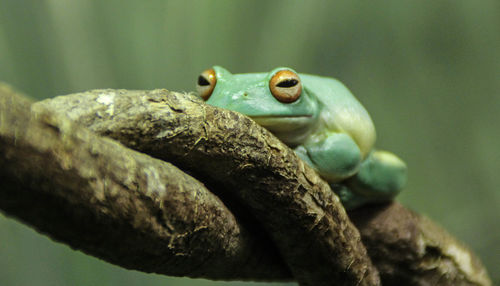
left=231, top=91, right=248, bottom=100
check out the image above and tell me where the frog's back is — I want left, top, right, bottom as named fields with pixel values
left=299, top=73, right=376, bottom=158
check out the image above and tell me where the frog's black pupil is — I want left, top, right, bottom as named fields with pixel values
left=198, top=76, right=210, bottom=86
left=276, top=79, right=298, bottom=88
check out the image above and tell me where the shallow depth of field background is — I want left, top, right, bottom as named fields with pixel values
left=1, top=1, right=499, bottom=285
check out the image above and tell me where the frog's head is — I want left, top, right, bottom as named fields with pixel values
left=196, top=66, right=320, bottom=145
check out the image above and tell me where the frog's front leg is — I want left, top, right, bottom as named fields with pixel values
left=294, top=135, right=406, bottom=210
left=294, top=132, right=362, bottom=182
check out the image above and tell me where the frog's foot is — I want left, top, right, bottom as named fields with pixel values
left=345, top=150, right=407, bottom=200
left=333, top=184, right=397, bottom=210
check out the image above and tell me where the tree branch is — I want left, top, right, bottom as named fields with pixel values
left=350, top=203, right=491, bottom=285
left=0, top=84, right=290, bottom=280
left=34, top=88, right=380, bottom=286
left=0, top=84, right=492, bottom=285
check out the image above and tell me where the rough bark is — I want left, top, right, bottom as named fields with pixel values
left=0, top=84, right=492, bottom=285
left=350, top=203, right=492, bottom=286
left=35, top=88, right=381, bottom=286
left=0, top=84, right=290, bottom=280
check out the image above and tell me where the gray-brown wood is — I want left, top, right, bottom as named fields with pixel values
left=36, top=88, right=381, bottom=286
left=0, top=85, right=492, bottom=285
left=350, top=203, right=491, bottom=286
left=0, top=84, right=291, bottom=281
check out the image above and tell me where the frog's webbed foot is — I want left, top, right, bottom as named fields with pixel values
left=345, top=150, right=407, bottom=200
left=331, top=184, right=372, bottom=210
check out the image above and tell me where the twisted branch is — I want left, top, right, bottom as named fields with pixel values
left=0, top=84, right=492, bottom=285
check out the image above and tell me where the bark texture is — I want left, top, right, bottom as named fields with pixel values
left=35, top=88, right=381, bottom=286
left=0, top=84, right=492, bottom=285
left=350, top=203, right=492, bottom=286
left=0, top=84, right=289, bottom=280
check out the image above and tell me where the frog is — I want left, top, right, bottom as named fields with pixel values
left=195, top=66, right=407, bottom=209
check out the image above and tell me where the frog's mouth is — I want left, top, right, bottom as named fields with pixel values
left=249, top=115, right=314, bottom=132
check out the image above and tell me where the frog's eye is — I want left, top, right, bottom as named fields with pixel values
left=197, top=68, right=217, bottom=100
left=269, top=70, right=302, bottom=103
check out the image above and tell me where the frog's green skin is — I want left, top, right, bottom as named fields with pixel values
left=201, top=66, right=407, bottom=209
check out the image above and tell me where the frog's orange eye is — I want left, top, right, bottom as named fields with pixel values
left=197, top=68, right=217, bottom=100
left=269, top=70, right=302, bottom=103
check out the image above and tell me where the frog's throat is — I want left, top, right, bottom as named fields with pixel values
left=250, top=115, right=316, bottom=146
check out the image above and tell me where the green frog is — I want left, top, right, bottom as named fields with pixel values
left=196, top=66, right=407, bottom=209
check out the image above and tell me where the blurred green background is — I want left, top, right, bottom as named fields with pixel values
left=1, top=0, right=499, bottom=285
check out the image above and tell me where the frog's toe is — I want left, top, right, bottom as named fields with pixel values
left=332, top=184, right=370, bottom=210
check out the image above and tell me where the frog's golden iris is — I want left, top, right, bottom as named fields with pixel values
left=269, top=70, right=302, bottom=103
left=196, top=68, right=216, bottom=100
